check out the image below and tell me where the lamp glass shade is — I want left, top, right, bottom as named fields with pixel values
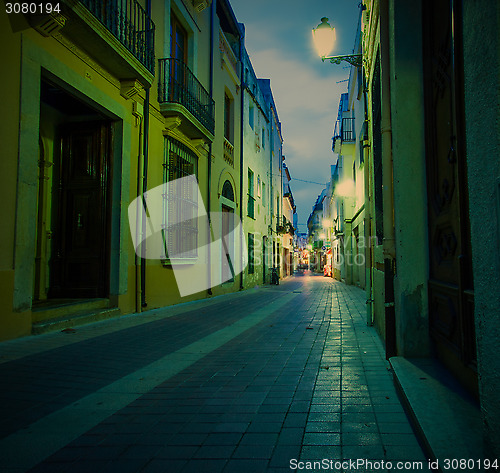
left=312, top=17, right=336, bottom=57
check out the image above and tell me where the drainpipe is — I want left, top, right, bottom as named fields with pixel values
left=141, top=87, right=150, bottom=310
left=140, top=0, right=152, bottom=310
left=135, top=115, right=143, bottom=313
left=280, top=153, right=283, bottom=278
left=207, top=0, right=215, bottom=296
left=380, top=0, right=396, bottom=358
left=269, top=103, right=274, bottom=271
left=239, top=24, right=245, bottom=291
left=362, top=70, right=374, bottom=326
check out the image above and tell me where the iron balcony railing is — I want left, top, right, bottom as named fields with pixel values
left=341, top=118, right=355, bottom=141
left=333, top=117, right=356, bottom=143
left=276, top=215, right=286, bottom=234
left=158, top=58, right=215, bottom=135
left=79, top=0, right=155, bottom=73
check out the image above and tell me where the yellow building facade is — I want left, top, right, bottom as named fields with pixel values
left=1, top=0, right=287, bottom=341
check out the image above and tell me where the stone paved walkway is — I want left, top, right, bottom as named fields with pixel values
left=0, top=273, right=430, bottom=472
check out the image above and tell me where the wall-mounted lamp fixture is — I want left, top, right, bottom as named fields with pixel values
left=312, top=17, right=362, bottom=68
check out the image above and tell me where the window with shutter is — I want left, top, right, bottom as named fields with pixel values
left=162, top=137, right=198, bottom=260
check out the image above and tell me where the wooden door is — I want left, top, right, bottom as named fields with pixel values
left=50, top=122, right=111, bottom=298
left=263, top=236, right=267, bottom=283
left=221, top=205, right=235, bottom=282
left=423, top=0, right=477, bottom=394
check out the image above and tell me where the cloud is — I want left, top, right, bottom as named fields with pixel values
left=244, top=47, right=346, bottom=223
left=249, top=48, right=342, bottom=115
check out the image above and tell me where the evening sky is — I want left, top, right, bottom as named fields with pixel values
left=230, top=0, right=361, bottom=229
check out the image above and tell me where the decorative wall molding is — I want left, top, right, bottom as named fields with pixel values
left=120, top=79, right=143, bottom=100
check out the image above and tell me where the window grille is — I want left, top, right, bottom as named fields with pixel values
left=247, top=169, right=255, bottom=218
left=222, top=180, right=234, bottom=201
left=162, top=137, right=198, bottom=259
left=248, top=233, right=255, bottom=274
left=372, top=54, right=383, bottom=244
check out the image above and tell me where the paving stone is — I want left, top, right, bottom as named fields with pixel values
left=193, top=445, right=236, bottom=459
left=305, top=421, right=341, bottom=433
left=247, top=422, right=282, bottom=433
left=283, top=412, right=308, bottom=428
left=276, top=427, right=304, bottom=446
left=300, top=445, right=342, bottom=460
left=380, top=432, right=422, bottom=446
left=154, top=445, right=199, bottom=459
left=141, top=459, right=187, bottom=473
left=222, top=459, right=268, bottom=473
left=120, top=445, right=161, bottom=460
left=181, top=459, right=227, bottom=473
left=98, top=458, right=149, bottom=473
left=232, top=443, right=275, bottom=459
left=342, top=422, right=379, bottom=433
left=342, top=432, right=382, bottom=446
left=203, top=432, right=243, bottom=446
left=303, top=432, right=341, bottom=446
left=342, top=444, right=386, bottom=459
left=239, top=432, right=279, bottom=445
left=384, top=445, right=428, bottom=461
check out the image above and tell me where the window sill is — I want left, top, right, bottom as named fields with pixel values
left=161, top=258, right=198, bottom=267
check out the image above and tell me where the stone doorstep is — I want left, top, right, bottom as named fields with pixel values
left=390, top=357, right=484, bottom=471
left=32, top=307, right=122, bottom=335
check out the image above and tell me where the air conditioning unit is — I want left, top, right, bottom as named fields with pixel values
left=193, top=0, right=211, bottom=13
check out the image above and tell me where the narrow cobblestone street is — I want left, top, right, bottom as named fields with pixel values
left=0, top=273, right=429, bottom=473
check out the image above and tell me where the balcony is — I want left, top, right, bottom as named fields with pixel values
left=158, top=58, right=215, bottom=141
left=333, top=117, right=356, bottom=151
left=224, top=138, right=234, bottom=166
left=37, top=0, right=155, bottom=85
left=277, top=216, right=294, bottom=236
left=219, top=28, right=240, bottom=85
left=276, top=216, right=286, bottom=234
left=247, top=195, right=255, bottom=219
left=341, top=118, right=355, bottom=141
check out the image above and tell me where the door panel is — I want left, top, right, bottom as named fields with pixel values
left=50, top=122, right=111, bottom=298
left=424, top=0, right=477, bottom=394
left=221, top=205, right=235, bottom=283
left=263, top=237, right=267, bottom=283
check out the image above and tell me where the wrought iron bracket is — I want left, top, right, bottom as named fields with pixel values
left=322, top=54, right=363, bottom=68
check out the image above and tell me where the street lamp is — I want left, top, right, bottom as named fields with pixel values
left=312, top=17, right=362, bottom=67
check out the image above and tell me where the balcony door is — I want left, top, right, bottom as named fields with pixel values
left=423, top=0, right=477, bottom=395
left=221, top=181, right=236, bottom=283
left=169, top=13, right=188, bottom=103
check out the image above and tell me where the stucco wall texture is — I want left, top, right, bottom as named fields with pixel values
left=462, top=0, right=500, bottom=459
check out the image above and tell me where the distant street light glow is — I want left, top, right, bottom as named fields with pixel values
left=322, top=219, right=332, bottom=229
left=335, top=179, right=356, bottom=198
